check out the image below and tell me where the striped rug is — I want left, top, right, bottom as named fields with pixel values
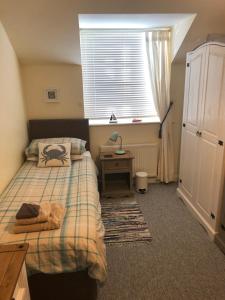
left=101, top=200, right=152, bottom=244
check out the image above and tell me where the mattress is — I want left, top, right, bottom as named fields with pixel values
left=0, top=153, right=107, bottom=283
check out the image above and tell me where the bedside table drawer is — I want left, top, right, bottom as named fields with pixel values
left=104, top=160, right=129, bottom=170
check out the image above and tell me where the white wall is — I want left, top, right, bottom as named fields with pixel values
left=0, top=22, right=28, bottom=193
left=21, top=62, right=185, bottom=179
left=171, top=15, right=196, bottom=61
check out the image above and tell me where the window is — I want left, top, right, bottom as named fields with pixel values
left=80, top=30, right=157, bottom=121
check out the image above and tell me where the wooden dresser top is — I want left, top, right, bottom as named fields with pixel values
left=0, top=243, right=28, bottom=300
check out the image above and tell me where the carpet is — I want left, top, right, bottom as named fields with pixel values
left=98, top=184, right=225, bottom=300
left=101, top=199, right=152, bottom=244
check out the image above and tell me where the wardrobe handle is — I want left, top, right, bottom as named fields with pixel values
left=196, top=131, right=202, bottom=137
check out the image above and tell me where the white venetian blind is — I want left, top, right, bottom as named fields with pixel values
left=80, top=29, right=157, bottom=119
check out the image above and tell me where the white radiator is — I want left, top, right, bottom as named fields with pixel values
left=100, top=143, right=159, bottom=177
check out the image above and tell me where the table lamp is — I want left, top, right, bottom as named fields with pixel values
left=109, top=131, right=126, bottom=155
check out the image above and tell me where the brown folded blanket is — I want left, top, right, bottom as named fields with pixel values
left=16, top=203, right=40, bottom=219
left=13, top=203, right=65, bottom=234
left=16, top=202, right=51, bottom=225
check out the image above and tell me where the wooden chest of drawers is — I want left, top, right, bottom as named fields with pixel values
left=0, top=243, right=30, bottom=300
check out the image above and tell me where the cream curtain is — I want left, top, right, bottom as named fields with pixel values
left=146, top=31, right=175, bottom=183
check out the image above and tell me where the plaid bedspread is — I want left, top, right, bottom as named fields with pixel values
left=0, top=156, right=107, bottom=283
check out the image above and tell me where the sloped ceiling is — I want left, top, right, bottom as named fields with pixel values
left=0, top=0, right=224, bottom=65
left=79, top=13, right=196, bottom=61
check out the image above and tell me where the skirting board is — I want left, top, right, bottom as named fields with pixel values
left=133, top=176, right=159, bottom=184
left=176, top=187, right=216, bottom=240
left=148, top=177, right=159, bottom=183
left=215, top=234, right=225, bottom=254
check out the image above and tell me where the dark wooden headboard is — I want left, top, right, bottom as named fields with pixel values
left=28, top=119, right=90, bottom=150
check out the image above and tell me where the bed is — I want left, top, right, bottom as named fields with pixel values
left=0, top=119, right=106, bottom=300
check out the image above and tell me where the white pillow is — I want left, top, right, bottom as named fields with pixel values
left=70, top=154, right=84, bottom=161
left=25, top=137, right=86, bottom=160
left=37, top=143, right=71, bottom=167
left=28, top=154, right=84, bottom=162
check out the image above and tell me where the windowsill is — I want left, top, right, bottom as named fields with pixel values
left=89, top=117, right=160, bottom=126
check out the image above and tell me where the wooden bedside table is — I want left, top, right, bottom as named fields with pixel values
left=100, top=151, right=134, bottom=198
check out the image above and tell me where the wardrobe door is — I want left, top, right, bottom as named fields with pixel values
left=179, top=47, right=206, bottom=204
left=195, top=45, right=225, bottom=229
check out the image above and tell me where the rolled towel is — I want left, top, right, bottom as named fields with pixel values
left=13, top=203, right=65, bottom=234
left=16, top=202, right=51, bottom=225
left=16, top=203, right=40, bottom=219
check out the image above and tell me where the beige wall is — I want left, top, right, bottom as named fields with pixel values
left=90, top=122, right=160, bottom=161
left=22, top=64, right=84, bottom=119
left=170, top=63, right=186, bottom=176
left=21, top=63, right=185, bottom=178
left=0, top=22, right=28, bottom=193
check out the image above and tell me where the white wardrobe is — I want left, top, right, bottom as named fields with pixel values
left=177, top=42, right=225, bottom=239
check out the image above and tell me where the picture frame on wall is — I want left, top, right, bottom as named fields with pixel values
left=45, top=88, right=60, bottom=102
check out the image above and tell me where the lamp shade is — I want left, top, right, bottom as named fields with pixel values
left=108, top=131, right=126, bottom=155
left=109, top=131, right=119, bottom=142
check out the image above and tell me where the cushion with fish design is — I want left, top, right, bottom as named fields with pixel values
left=37, top=142, right=71, bottom=167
